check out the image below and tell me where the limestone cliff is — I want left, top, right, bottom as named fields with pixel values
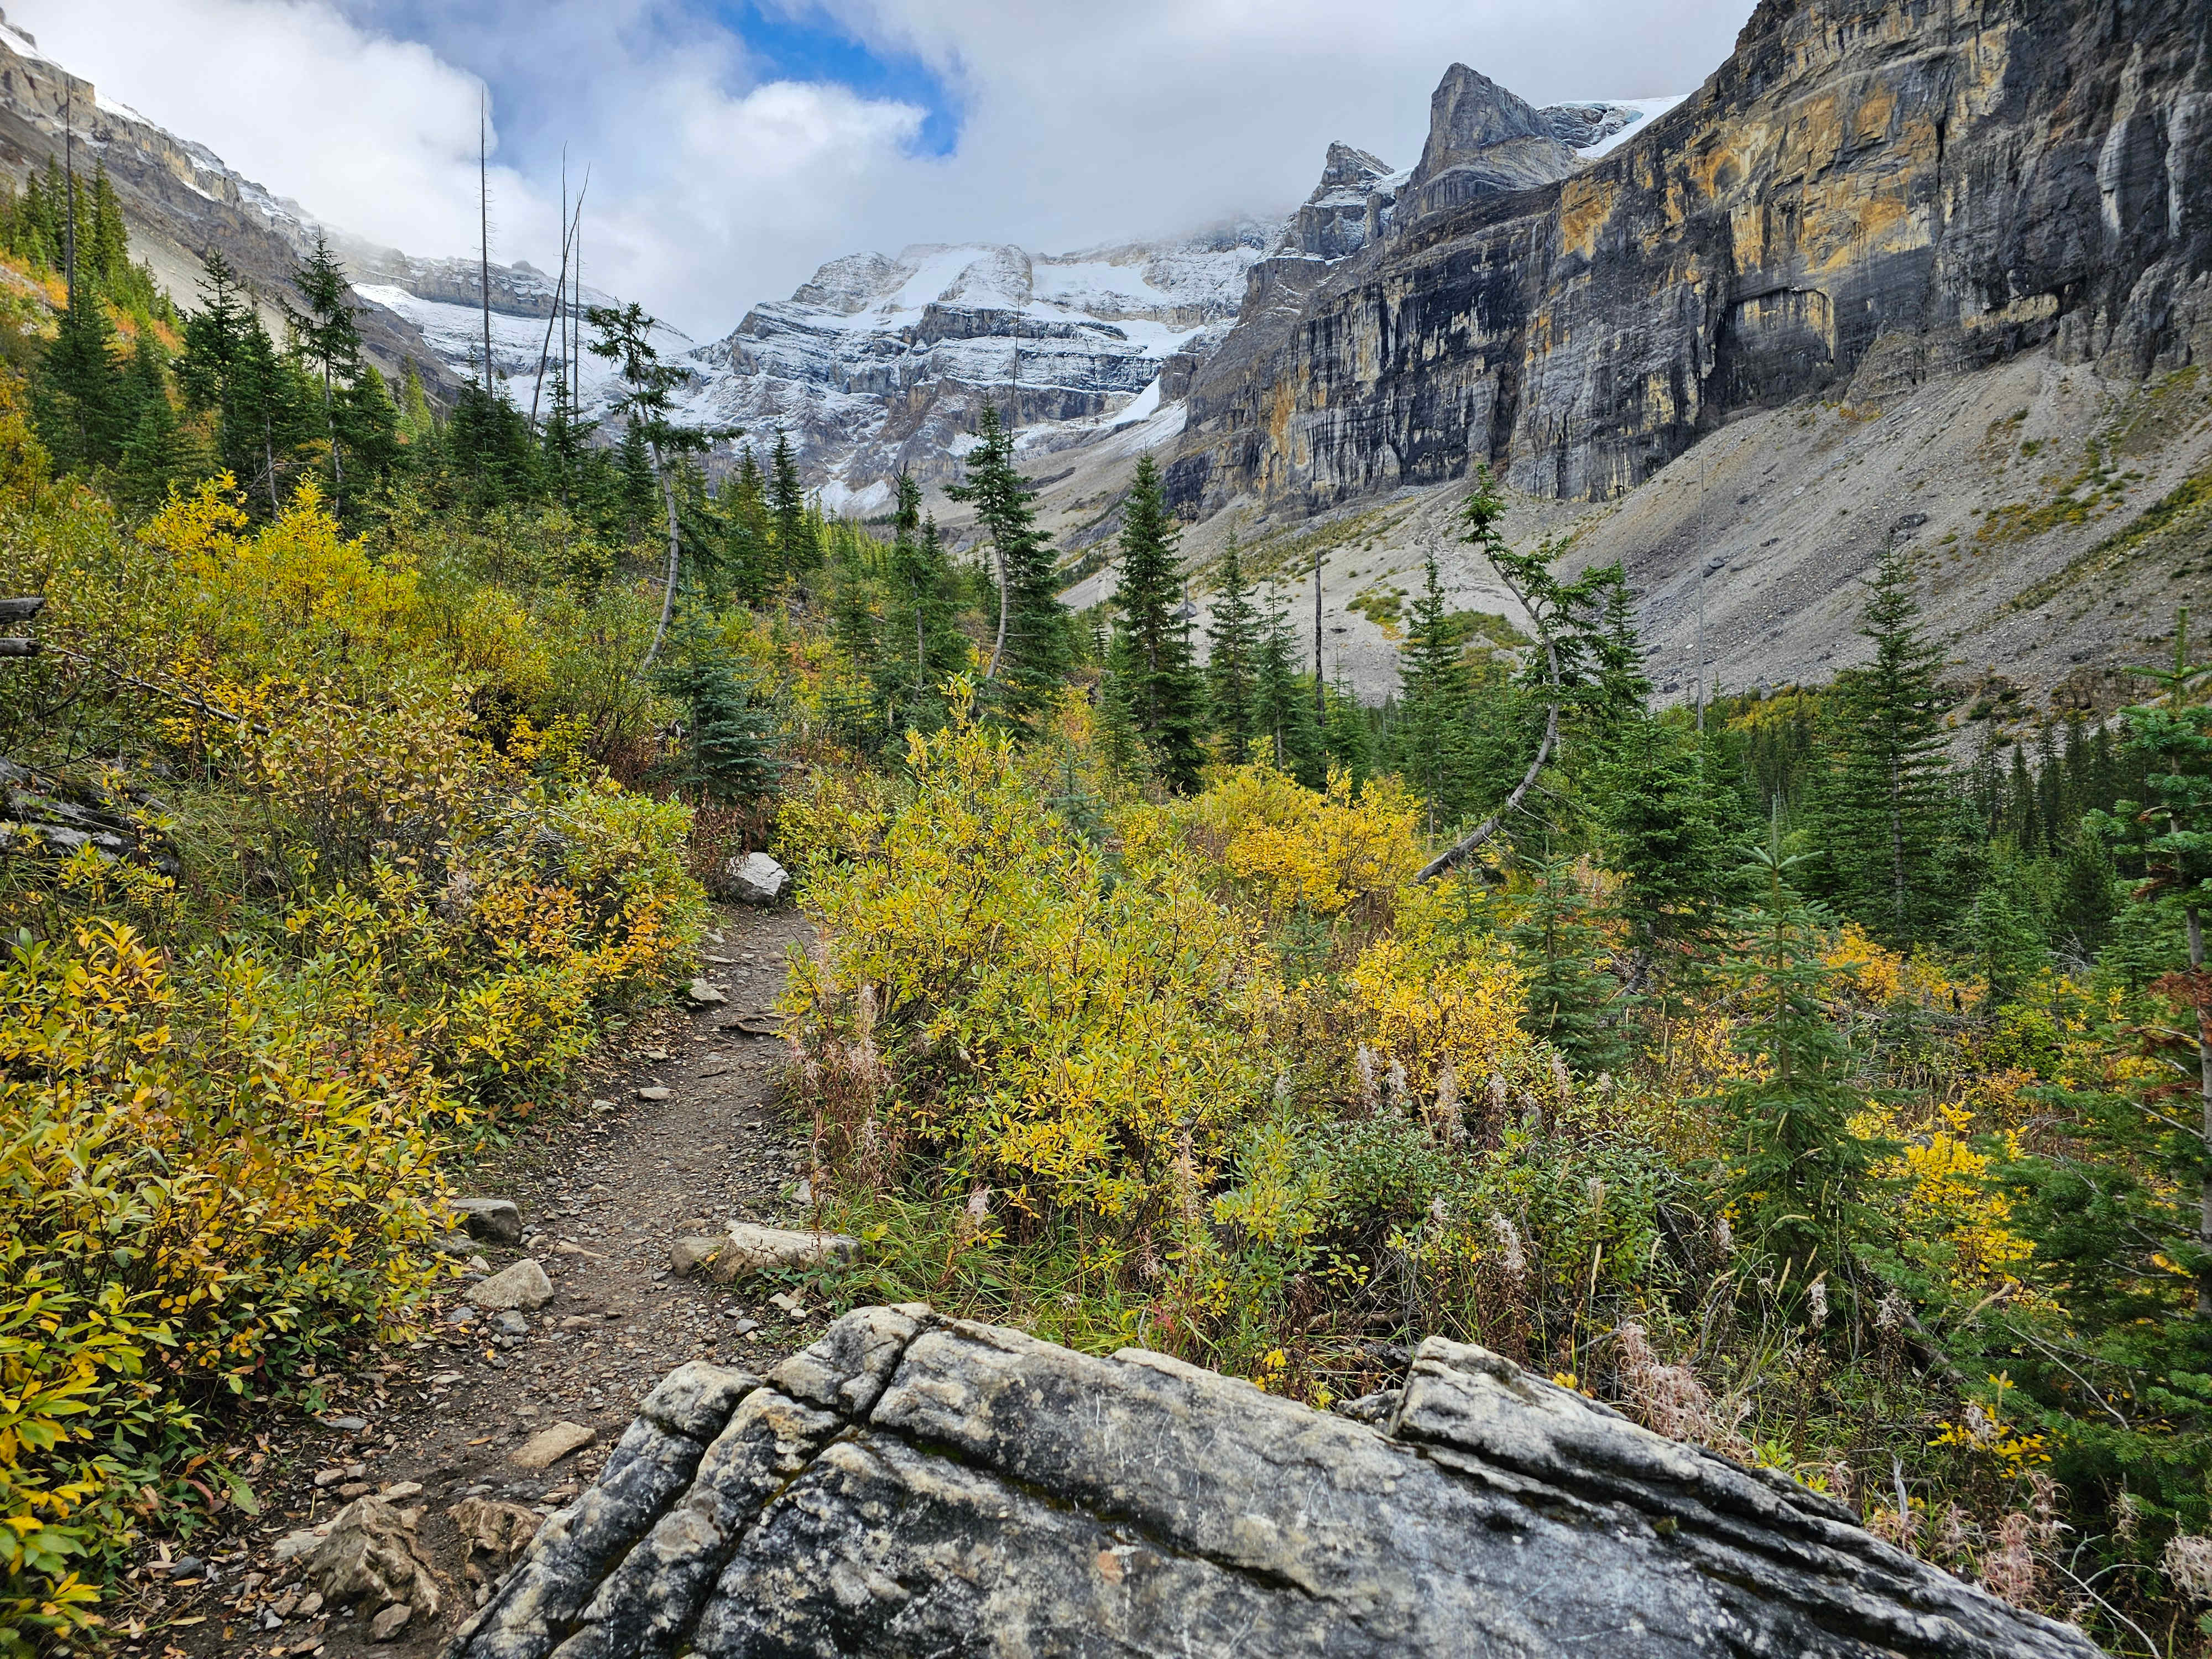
left=1167, top=0, right=2212, bottom=516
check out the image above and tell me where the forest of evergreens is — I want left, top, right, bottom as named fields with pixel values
left=5, top=195, right=2212, bottom=1656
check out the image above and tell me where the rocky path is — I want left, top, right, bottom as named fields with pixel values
left=131, top=901, right=828, bottom=1659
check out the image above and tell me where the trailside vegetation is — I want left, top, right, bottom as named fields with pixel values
left=7, top=194, right=2212, bottom=1659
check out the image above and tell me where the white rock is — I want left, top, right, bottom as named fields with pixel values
left=688, top=978, right=727, bottom=1005
left=473, top=1259, right=554, bottom=1311
left=726, top=852, right=791, bottom=906
left=510, top=1421, right=594, bottom=1470
left=681, top=1222, right=861, bottom=1285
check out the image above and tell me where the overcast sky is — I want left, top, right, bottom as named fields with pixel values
left=20, top=0, right=1755, bottom=339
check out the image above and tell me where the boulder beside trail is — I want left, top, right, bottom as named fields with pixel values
left=442, top=1306, right=2102, bottom=1659
left=669, top=1222, right=859, bottom=1284
left=447, top=1197, right=523, bottom=1245
left=473, top=1258, right=554, bottom=1311
left=714, top=851, right=790, bottom=906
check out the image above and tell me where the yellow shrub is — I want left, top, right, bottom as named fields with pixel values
left=787, top=719, right=1275, bottom=1227
left=0, top=921, right=452, bottom=1644
left=1159, top=763, right=1425, bottom=930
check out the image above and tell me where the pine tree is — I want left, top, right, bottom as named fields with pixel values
left=1253, top=597, right=1326, bottom=785
left=653, top=607, right=782, bottom=803
left=1206, top=535, right=1259, bottom=763
left=178, top=252, right=307, bottom=513
left=1108, top=456, right=1206, bottom=790
left=1815, top=546, right=1953, bottom=947
left=34, top=278, right=123, bottom=473
left=768, top=429, right=816, bottom=574
left=1510, top=849, right=1629, bottom=1073
left=284, top=231, right=366, bottom=516
left=590, top=300, right=707, bottom=671
left=947, top=402, right=1068, bottom=723
left=1392, top=552, right=1470, bottom=828
left=1716, top=811, right=1891, bottom=1308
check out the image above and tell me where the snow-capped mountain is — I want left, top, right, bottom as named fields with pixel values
left=646, top=94, right=1670, bottom=511
left=659, top=228, right=1269, bottom=513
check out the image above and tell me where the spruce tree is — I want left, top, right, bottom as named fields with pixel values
left=1207, top=534, right=1260, bottom=762
left=397, top=361, right=436, bottom=446
left=947, top=401, right=1068, bottom=723
left=1601, top=716, right=1743, bottom=958
left=1108, top=456, right=1206, bottom=790
left=34, top=278, right=123, bottom=472
left=284, top=231, right=366, bottom=515
left=654, top=607, right=782, bottom=804
left=1323, top=676, right=1375, bottom=785
left=1510, top=849, right=1628, bottom=1073
left=768, top=429, right=816, bottom=573
left=1253, top=597, right=1326, bottom=785
left=722, top=446, right=774, bottom=601
left=2090, top=615, right=2212, bottom=1317
left=589, top=300, right=708, bottom=670
left=1392, top=552, right=1472, bottom=829
left=1716, top=812, right=1891, bottom=1307
left=114, top=336, right=186, bottom=507
left=1815, top=546, right=1953, bottom=946
left=885, top=472, right=964, bottom=723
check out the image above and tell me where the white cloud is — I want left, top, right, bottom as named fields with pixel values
left=13, top=0, right=1755, bottom=338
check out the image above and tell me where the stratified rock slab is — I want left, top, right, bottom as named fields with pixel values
left=445, top=1307, right=2101, bottom=1659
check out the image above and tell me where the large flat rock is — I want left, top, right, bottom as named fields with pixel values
left=444, top=1306, right=2100, bottom=1659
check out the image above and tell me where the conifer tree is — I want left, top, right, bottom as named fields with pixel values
left=1253, top=597, right=1326, bottom=785
left=1207, top=535, right=1259, bottom=763
left=284, top=231, right=366, bottom=515
left=114, top=337, right=186, bottom=507
left=768, top=429, right=816, bottom=573
left=1323, top=676, right=1374, bottom=785
left=34, top=276, right=122, bottom=472
left=1716, top=811, right=1890, bottom=1308
left=1108, top=456, right=1206, bottom=790
left=721, top=446, right=774, bottom=600
left=1815, top=546, right=1953, bottom=946
left=1509, top=849, right=1628, bottom=1073
left=397, top=361, right=436, bottom=446
left=947, top=401, right=1068, bottom=723
left=1601, top=717, right=1744, bottom=958
left=1393, top=552, right=1470, bottom=828
left=2091, top=614, right=2212, bottom=1316
left=589, top=300, right=708, bottom=671
left=885, top=473, right=965, bottom=722
left=653, top=607, right=781, bottom=803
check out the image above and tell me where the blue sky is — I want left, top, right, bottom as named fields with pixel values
left=23, top=0, right=1757, bottom=335
left=712, top=2, right=962, bottom=156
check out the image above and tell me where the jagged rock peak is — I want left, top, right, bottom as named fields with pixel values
left=1315, top=140, right=1392, bottom=193
left=1284, top=142, right=1400, bottom=260
left=1399, top=63, right=1584, bottom=222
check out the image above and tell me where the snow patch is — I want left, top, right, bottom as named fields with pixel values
left=1575, top=96, right=1690, bottom=158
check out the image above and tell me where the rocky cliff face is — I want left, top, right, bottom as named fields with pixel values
left=1167, top=0, right=2212, bottom=517
left=443, top=1305, right=2098, bottom=1659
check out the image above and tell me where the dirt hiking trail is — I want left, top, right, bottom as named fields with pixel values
left=128, top=900, right=828, bottom=1659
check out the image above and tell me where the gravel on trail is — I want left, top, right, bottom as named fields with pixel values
left=122, top=902, right=832, bottom=1659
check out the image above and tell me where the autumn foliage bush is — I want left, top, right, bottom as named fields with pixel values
left=0, top=440, right=703, bottom=1648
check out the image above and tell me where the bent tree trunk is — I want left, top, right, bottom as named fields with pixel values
left=639, top=443, right=680, bottom=676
